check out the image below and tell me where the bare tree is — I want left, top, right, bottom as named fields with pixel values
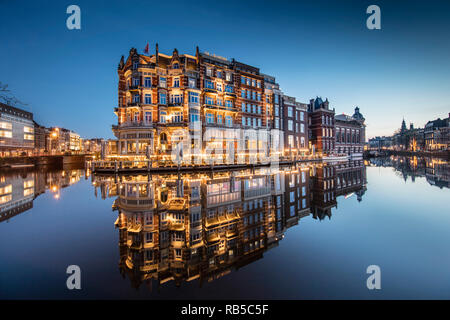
left=0, top=82, right=27, bottom=107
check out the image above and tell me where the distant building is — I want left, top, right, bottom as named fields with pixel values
left=424, top=114, right=449, bottom=151
left=47, top=127, right=81, bottom=154
left=83, top=138, right=103, bottom=153
left=33, top=121, right=47, bottom=154
left=334, top=107, right=366, bottom=158
left=368, top=136, right=393, bottom=149
left=0, top=103, right=34, bottom=156
left=393, top=119, right=425, bottom=151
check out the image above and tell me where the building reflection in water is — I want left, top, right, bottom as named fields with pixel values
left=92, top=160, right=367, bottom=290
left=0, top=169, right=85, bottom=223
left=370, top=156, right=449, bottom=189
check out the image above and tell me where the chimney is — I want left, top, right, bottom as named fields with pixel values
left=155, top=43, right=159, bottom=65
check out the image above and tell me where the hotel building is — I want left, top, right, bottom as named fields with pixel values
left=113, top=46, right=284, bottom=164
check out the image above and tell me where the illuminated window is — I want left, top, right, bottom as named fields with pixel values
left=0, top=184, right=12, bottom=195
left=160, top=111, right=167, bottom=123
left=0, top=194, right=12, bottom=204
left=288, top=135, right=294, bottom=147
left=0, top=122, right=12, bottom=130
left=0, top=131, right=12, bottom=138
left=24, top=180, right=34, bottom=189
left=24, top=126, right=34, bottom=133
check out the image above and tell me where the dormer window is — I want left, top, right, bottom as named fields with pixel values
left=172, top=63, right=179, bottom=69
left=133, top=61, right=139, bottom=69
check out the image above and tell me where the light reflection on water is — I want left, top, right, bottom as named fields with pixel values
left=0, top=156, right=448, bottom=299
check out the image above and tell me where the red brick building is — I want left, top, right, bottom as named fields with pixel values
left=307, top=97, right=335, bottom=155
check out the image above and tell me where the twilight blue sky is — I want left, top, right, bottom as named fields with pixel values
left=1, top=0, right=449, bottom=139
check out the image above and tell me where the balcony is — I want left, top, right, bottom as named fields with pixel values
left=118, top=121, right=153, bottom=128
left=203, top=104, right=237, bottom=112
left=169, top=69, right=183, bottom=76
left=203, top=87, right=217, bottom=93
left=168, top=102, right=183, bottom=107
left=204, top=122, right=238, bottom=129
left=127, top=102, right=141, bottom=107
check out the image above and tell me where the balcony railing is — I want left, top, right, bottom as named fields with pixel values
left=118, top=121, right=153, bottom=128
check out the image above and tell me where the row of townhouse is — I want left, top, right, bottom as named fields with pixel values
left=111, top=45, right=366, bottom=163
left=0, top=102, right=87, bottom=156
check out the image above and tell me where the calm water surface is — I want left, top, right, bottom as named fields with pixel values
left=0, top=157, right=449, bottom=299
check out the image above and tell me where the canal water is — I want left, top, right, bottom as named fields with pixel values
left=0, top=157, right=448, bottom=299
